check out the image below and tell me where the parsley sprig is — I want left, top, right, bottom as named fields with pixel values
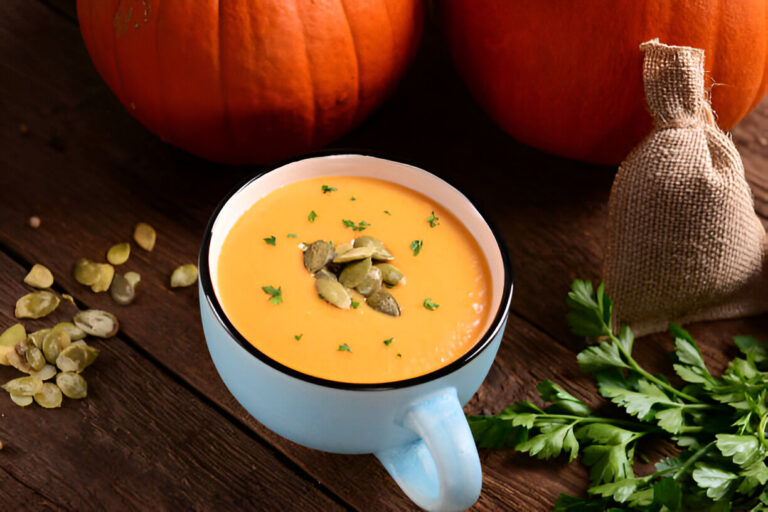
left=261, top=285, right=283, bottom=305
left=470, top=279, right=768, bottom=511
left=342, top=219, right=370, bottom=232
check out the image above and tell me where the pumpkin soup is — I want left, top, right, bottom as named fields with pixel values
left=217, top=176, right=492, bottom=383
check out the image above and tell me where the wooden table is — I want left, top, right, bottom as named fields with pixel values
left=2, top=2, right=768, bottom=510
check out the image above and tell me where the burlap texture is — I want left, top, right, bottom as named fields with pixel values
left=604, top=39, right=768, bottom=336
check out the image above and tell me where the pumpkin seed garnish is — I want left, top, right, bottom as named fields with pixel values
left=56, top=344, right=99, bottom=373
left=30, top=364, right=57, bottom=381
left=133, top=222, right=156, bottom=251
left=124, top=271, right=141, bottom=288
left=354, top=236, right=394, bottom=261
left=10, top=393, right=33, bottom=407
left=2, top=376, right=43, bottom=396
left=0, top=323, right=26, bottom=347
left=170, top=264, right=198, bottom=288
left=53, top=322, right=86, bottom=341
left=74, top=309, right=119, bottom=338
left=375, top=263, right=404, bottom=286
left=23, top=264, right=54, bottom=288
left=107, top=242, right=131, bottom=265
left=28, top=329, right=50, bottom=349
left=314, top=268, right=338, bottom=281
left=303, top=240, right=335, bottom=273
left=15, top=291, right=60, bottom=319
left=110, top=273, right=135, bottom=305
left=56, top=372, right=87, bottom=399
left=339, top=257, right=372, bottom=288
left=90, top=263, right=115, bottom=293
left=367, top=289, right=401, bottom=317
left=73, top=258, right=101, bottom=286
left=410, top=240, right=423, bottom=256
left=34, top=382, right=62, bottom=408
left=333, top=246, right=375, bottom=264
left=316, top=278, right=352, bottom=309
left=355, top=265, right=383, bottom=297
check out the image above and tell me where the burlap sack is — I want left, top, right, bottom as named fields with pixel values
left=604, top=39, right=768, bottom=336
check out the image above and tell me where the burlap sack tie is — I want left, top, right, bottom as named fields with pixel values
left=604, top=39, right=768, bottom=336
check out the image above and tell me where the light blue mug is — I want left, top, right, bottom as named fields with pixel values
left=198, top=154, right=513, bottom=511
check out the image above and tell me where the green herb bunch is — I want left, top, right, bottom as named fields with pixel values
left=469, top=280, right=768, bottom=511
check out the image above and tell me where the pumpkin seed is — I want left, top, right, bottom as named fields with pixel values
left=0, top=346, right=14, bottom=366
left=0, top=323, right=26, bottom=347
left=107, top=242, right=131, bottom=265
left=354, top=236, right=394, bottom=260
left=314, top=268, right=338, bottom=281
left=6, top=349, right=31, bottom=373
left=303, top=241, right=335, bottom=273
left=15, top=291, right=59, bottom=319
left=71, top=340, right=87, bottom=347
left=56, top=344, right=99, bottom=373
left=316, top=278, right=352, bottom=309
left=74, top=309, right=119, bottom=338
left=366, top=289, right=401, bottom=317
left=30, top=364, right=57, bottom=381
left=375, top=263, right=404, bottom=286
left=10, top=393, right=33, bottom=407
left=339, top=257, right=372, bottom=288
left=28, top=328, right=50, bottom=348
left=61, top=293, right=77, bottom=308
left=2, top=376, right=42, bottom=396
left=124, top=271, right=141, bottom=288
left=52, top=322, right=86, bottom=341
left=170, top=264, right=198, bottom=288
left=133, top=222, right=156, bottom=251
left=23, top=264, right=54, bottom=288
left=332, top=246, right=376, bottom=263
left=26, top=345, right=46, bottom=371
left=90, top=263, right=115, bottom=293
left=56, top=372, right=87, bottom=399
left=334, top=242, right=354, bottom=256
left=43, top=330, right=70, bottom=364
left=110, top=273, right=135, bottom=305
left=34, top=382, right=62, bottom=408
left=355, top=266, right=383, bottom=297
left=73, top=258, right=100, bottom=286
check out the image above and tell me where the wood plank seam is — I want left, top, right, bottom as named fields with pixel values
left=0, top=464, right=70, bottom=511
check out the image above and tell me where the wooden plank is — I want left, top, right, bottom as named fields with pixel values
left=0, top=466, right=65, bottom=511
left=0, top=251, right=344, bottom=511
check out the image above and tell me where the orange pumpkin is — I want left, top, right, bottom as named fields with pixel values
left=77, top=0, right=423, bottom=164
left=440, top=0, right=768, bottom=164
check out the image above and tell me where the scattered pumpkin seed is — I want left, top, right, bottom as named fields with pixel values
left=28, top=328, right=50, bottom=349
left=339, top=258, right=372, bottom=288
left=316, top=278, right=352, bottom=309
left=23, top=264, right=54, bottom=288
left=56, top=372, right=87, bottom=399
left=73, top=309, right=119, bottom=338
left=71, top=340, right=87, bottom=347
left=110, top=273, right=135, bottom=305
left=170, top=264, right=198, bottom=288
left=73, top=258, right=100, bottom=286
left=2, top=376, right=42, bottom=396
left=43, top=330, right=70, bottom=365
left=334, top=242, right=354, bottom=256
left=26, top=344, right=46, bottom=371
left=34, top=382, right=62, bottom=408
left=366, top=289, right=401, bottom=317
left=355, top=266, right=383, bottom=297
left=52, top=322, right=86, bottom=341
left=30, top=364, right=57, bottom=381
left=354, top=236, right=394, bottom=260
left=107, top=242, right=131, bottom=265
left=332, top=246, right=376, bottom=263
left=124, top=271, right=141, bottom=288
left=6, top=349, right=31, bottom=373
left=56, top=344, right=99, bottom=373
left=90, top=263, right=115, bottom=293
left=133, top=222, right=156, bottom=251
left=10, top=393, right=33, bottom=407
left=303, top=240, right=335, bottom=273
left=375, top=263, right=404, bottom=286
left=0, top=323, right=26, bottom=347
left=0, top=346, right=14, bottom=366
left=15, top=291, right=59, bottom=319
left=314, top=268, right=338, bottom=281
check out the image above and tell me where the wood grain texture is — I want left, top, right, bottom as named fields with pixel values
left=2, top=0, right=768, bottom=510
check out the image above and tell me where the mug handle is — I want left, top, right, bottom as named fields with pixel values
left=374, top=387, right=482, bottom=512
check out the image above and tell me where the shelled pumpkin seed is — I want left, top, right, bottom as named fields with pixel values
left=375, top=263, right=404, bottom=286
left=303, top=240, right=335, bottom=273
left=90, top=263, right=115, bottom=293
left=10, top=393, right=33, bottom=407
left=23, top=264, right=54, bottom=288
left=15, top=291, right=60, bottom=319
left=339, top=257, right=372, bottom=288
left=355, top=267, right=383, bottom=297
left=316, top=278, right=352, bottom=309
left=2, top=376, right=42, bottom=396
left=6, top=349, right=31, bottom=373
left=73, top=309, right=119, bottom=338
left=124, top=271, right=141, bottom=288
left=56, top=344, right=99, bottom=373
left=52, top=322, right=86, bottom=341
left=43, top=330, right=70, bottom=365
left=34, top=382, right=62, bottom=408
left=133, top=222, right=156, bottom=251
left=73, top=258, right=100, bottom=286
left=27, top=328, right=50, bottom=349
left=107, top=242, right=131, bottom=265
left=0, top=323, right=26, bottom=347
left=110, top=273, right=136, bottom=305
left=30, top=364, right=57, bottom=381
left=367, top=289, right=401, bottom=317
left=333, top=246, right=375, bottom=263
left=315, top=268, right=338, bottom=281
left=56, top=372, right=87, bottom=399
left=170, top=264, right=198, bottom=288
left=354, top=236, right=394, bottom=261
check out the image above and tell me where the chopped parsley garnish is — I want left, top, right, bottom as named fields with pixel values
left=350, top=196, right=356, bottom=201
left=427, top=211, right=439, bottom=227
left=262, top=285, right=283, bottom=305
left=396, top=353, right=402, bottom=358
left=287, top=233, right=297, bottom=238
left=338, top=343, right=351, bottom=352
left=384, top=210, right=391, bottom=215
left=308, top=210, right=317, bottom=222
left=342, top=219, right=370, bottom=231
left=294, top=334, right=302, bottom=341
left=411, top=240, right=423, bottom=256
left=264, top=235, right=276, bottom=245
left=351, top=300, right=360, bottom=309
left=321, top=185, right=337, bottom=194
left=383, top=337, right=394, bottom=346
left=423, top=298, right=440, bottom=310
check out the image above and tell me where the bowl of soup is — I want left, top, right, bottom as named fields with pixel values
left=199, top=153, right=512, bottom=511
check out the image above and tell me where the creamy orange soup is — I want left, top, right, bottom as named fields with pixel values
left=217, top=176, right=492, bottom=383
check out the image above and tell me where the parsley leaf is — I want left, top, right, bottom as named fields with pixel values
left=263, top=235, right=276, bottom=245
left=321, top=185, right=337, bottom=193
left=261, top=285, right=283, bottom=305
left=423, top=298, right=439, bottom=310
left=287, top=233, right=297, bottom=238
left=308, top=210, right=317, bottom=222
left=384, top=210, right=391, bottom=215
left=351, top=300, right=360, bottom=309
left=342, top=219, right=370, bottom=231
left=294, top=334, right=302, bottom=341
left=426, top=211, right=439, bottom=227
left=411, top=240, right=423, bottom=256
left=383, top=337, right=393, bottom=346
left=338, top=343, right=351, bottom=352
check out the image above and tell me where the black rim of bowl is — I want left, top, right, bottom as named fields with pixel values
left=198, top=150, right=514, bottom=391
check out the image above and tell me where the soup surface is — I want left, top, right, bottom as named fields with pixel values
left=217, top=176, right=492, bottom=383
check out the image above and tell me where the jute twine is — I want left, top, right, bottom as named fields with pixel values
left=604, top=39, right=767, bottom=336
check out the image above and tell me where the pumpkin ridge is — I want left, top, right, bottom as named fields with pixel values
left=215, top=0, right=233, bottom=153
left=294, top=0, right=318, bottom=148
left=337, top=0, right=362, bottom=126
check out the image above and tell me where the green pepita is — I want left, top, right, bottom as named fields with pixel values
left=43, top=330, right=70, bottom=365
left=23, top=264, right=54, bottom=288
left=73, top=258, right=100, bottom=286
left=314, top=268, right=338, bottom=281
left=170, top=264, right=198, bottom=288
left=339, top=258, right=372, bottom=288
left=375, top=263, right=404, bottom=286
left=332, top=246, right=376, bottom=263
left=27, top=328, right=50, bottom=349
left=10, top=393, right=33, bottom=407
left=56, top=372, right=87, bottom=399
left=303, top=241, right=335, bottom=273
left=124, top=271, right=141, bottom=288
left=6, top=349, right=31, bottom=373
left=133, top=222, right=156, bottom=252
left=90, top=263, right=115, bottom=293
left=366, top=289, right=401, bottom=317
left=56, top=344, right=99, bottom=373
left=110, top=273, right=136, bottom=305
left=0, top=346, right=14, bottom=366
left=30, top=364, right=57, bottom=381
left=52, top=322, right=86, bottom=341
left=15, top=291, right=60, bottom=319
left=0, top=323, right=26, bottom=347
left=26, top=345, right=46, bottom=371
left=334, top=242, right=354, bottom=257
left=354, top=236, right=394, bottom=260
left=34, top=382, right=62, bottom=408
left=74, top=309, right=119, bottom=338
left=2, top=376, right=43, bottom=396
left=316, top=278, right=352, bottom=309
left=107, top=242, right=131, bottom=265
left=355, top=266, right=383, bottom=297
